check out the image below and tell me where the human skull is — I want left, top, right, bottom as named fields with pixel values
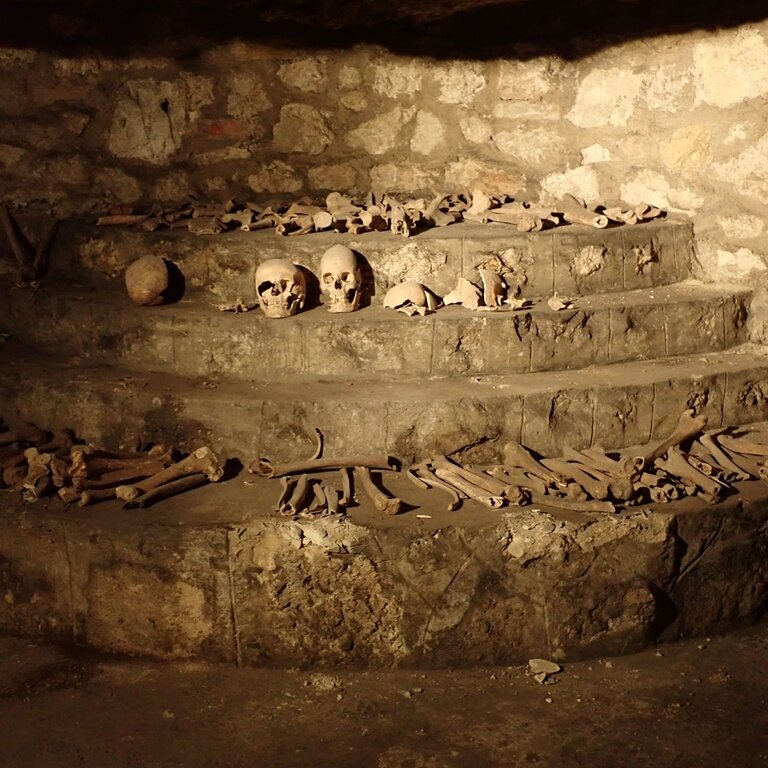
left=383, top=280, right=439, bottom=316
left=254, top=258, right=306, bottom=319
left=320, top=244, right=362, bottom=313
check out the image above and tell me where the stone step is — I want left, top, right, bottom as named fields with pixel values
left=2, top=344, right=767, bottom=463
left=48, top=216, right=693, bottom=301
left=2, top=280, right=748, bottom=381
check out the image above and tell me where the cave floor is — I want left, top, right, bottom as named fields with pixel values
left=0, top=621, right=767, bottom=768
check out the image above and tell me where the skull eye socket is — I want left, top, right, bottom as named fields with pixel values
left=322, top=273, right=334, bottom=284
left=340, top=271, right=350, bottom=281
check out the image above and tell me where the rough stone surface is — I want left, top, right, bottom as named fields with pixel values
left=273, top=104, right=333, bottom=156
left=434, top=62, right=487, bottom=104
left=410, top=111, right=445, bottom=155
left=568, top=68, right=643, bottom=128
left=277, top=57, right=327, bottom=93
left=346, top=107, right=415, bottom=155
left=246, top=161, right=303, bottom=193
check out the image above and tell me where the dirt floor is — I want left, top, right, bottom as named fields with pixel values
left=1, top=622, right=767, bottom=768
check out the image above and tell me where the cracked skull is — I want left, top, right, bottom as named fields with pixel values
left=254, top=258, right=306, bottom=319
left=320, top=244, right=362, bottom=313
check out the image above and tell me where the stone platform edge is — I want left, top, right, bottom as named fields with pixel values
left=1, top=483, right=767, bottom=668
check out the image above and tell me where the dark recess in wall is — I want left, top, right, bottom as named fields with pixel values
left=0, top=0, right=766, bottom=60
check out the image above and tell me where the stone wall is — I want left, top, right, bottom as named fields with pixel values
left=0, top=16, right=767, bottom=281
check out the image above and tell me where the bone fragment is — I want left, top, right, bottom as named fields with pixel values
left=696, top=434, right=749, bottom=481
left=188, top=216, right=223, bottom=236
left=503, top=443, right=565, bottom=487
left=655, top=447, right=724, bottom=503
left=547, top=294, right=575, bottom=311
left=635, top=410, right=708, bottom=471
left=564, top=482, right=589, bottom=502
left=530, top=492, right=615, bottom=514
left=488, top=466, right=548, bottom=496
left=718, top=434, right=768, bottom=457
left=407, top=463, right=463, bottom=511
left=479, top=269, right=505, bottom=308
left=602, top=207, right=639, bottom=226
left=567, top=446, right=637, bottom=479
left=711, top=437, right=764, bottom=479
left=280, top=474, right=310, bottom=516
left=541, top=458, right=610, bottom=500
left=635, top=203, right=663, bottom=221
left=307, top=428, right=324, bottom=461
left=251, top=454, right=397, bottom=479
left=339, top=467, right=352, bottom=507
left=96, top=214, right=149, bottom=226
left=78, top=487, right=120, bottom=506
left=124, top=474, right=209, bottom=510
left=276, top=477, right=294, bottom=512
left=116, top=446, right=223, bottom=501
left=58, top=487, right=81, bottom=505
left=324, top=484, right=340, bottom=515
left=356, top=467, right=402, bottom=515
left=443, top=278, right=481, bottom=310
left=467, top=190, right=493, bottom=216
left=431, top=456, right=508, bottom=495
left=433, top=467, right=505, bottom=509
left=557, top=195, right=609, bottom=229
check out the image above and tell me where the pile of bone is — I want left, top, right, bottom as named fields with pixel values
left=409, top=411, right=768, bottom=513
left=249, top=430, right=402, bottom=517
left=0, top=423, right=224, bottom=509
left=96, top=191, right=663, bottom=239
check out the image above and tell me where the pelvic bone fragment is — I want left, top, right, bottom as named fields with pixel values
left=320, top=244, right=362, bottom=313
left=255, top=258, right=306, bottom=319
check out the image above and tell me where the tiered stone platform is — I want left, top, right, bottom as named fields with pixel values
left=1, top=216, right=768, bottom=666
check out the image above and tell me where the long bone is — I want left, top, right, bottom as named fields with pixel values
left=71, top=453, right=171, bottom=480
left=116, top=447, right=223, bottom=501
left=718, top=434, right=768, bottom=457
left=566, top=446, right=637, bottom=478
left=280, top=475, right=310, bottom=516
left=696, top=434, right=749, bottom=481
left=654, top=447, right=725, bottom=503
left=23, top=448, right=53, bottom=497
left=407, top=462, right=463, bottom=512
left=433, top=467, right=505, bottom=509
left=540, top=458, right=610, bottom=500
left=503, top=443, right=566, bottom=487
left=530, top=492, right=615, bottom=514
left=431, top=456, right=509, bottom=495
left=252, top=454, right=398, bottom=479
left=78, top=487, right=119, bottom=507
left=560, top=451, right=634, bottom=501
left=487, top=466, right=548, bottom=496
left=356, top=467, right=402, bottom=515
left=634, top=410, right=708, bottom=471
left=556, top=194, right=610, bottom=229
left=711, top=435, right=764, bottom=479
left=124, top=474, right=209, bottom=510
left=72, top=464, right=164, bottom=491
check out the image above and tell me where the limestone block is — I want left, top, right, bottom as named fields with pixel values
left=717, top=214, right=764, bottom=241
left=246, top=161, right=303, bottom=193
left=273, top=103, right=333, bottom=156
left=665, top=298, right=725, bottom=357
left=303, top=316, right=433, bottom=377
left=278, top=57, right=327, bottom=93
left=434, top=62, right=486, bottom=104
left=338, top=65, right=362, bottom=89
left=372, top=60, right=424, bottom=97
left=723, top=294, right=750, bottom=349
left=444, top=158, right=526, bottom=196
left=0, top=511, right=71, bottom=640
left=308, top=162, right=357, bottom=191
left=712, top=134, right=768, bottom=205
left=365, top=240, right=459, bottom=295
left=339, top=91, right=368, bottom=111
left=581, top=144, right=612, bottom=164
left=410, top=111, right=446, bottom=155
left=497, top=58, right=564, bottom=101
left=568, top=67, right=643, bottom=128
left=522, top=388, right=594, bottom=456
left=660, top=125, right=712, bottom=173
left=609, top=305, right=666, bottom=364
left=369, top=163, right=437, bottom=192
left=107, top=80, right=194, bottom=163
left=651, top=375, right=725, bottom=440
left=529, top=310, right=609, bottom=372
left=65, top=523, right=234, bottom=661
left=346, top=107, right=415, bottom=155
left=540, top=166, right=599, bottom=204
left=459, top=115, right=491, bottom=144
left=431, top=313, right=530, bottom=376
left=694, top=28, right=768, bottom=108
left=694, top=241, right=768, bottom=284
left=494, top=127, right=566, bottom=167
left=620, top=169, right=704, bottom=215
left=644, top=63, right=693, bottom=113
left=226, top=73, right=271, bottom=119
left=592, top=385, right=653, bottom=449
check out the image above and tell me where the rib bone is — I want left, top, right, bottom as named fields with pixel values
left=251, top=454, right=398, bottom=479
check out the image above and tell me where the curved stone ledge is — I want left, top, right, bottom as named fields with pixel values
left=1, top=478, right=767, bottom=668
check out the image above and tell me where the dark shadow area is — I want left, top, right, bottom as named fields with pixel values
left=160, top=258, right=185, bottom=305
left=297, top=264, right=321, bottom=310
left=221, top=456, right=244, bottom=482
left=353, top=250, right=375, bottom=308
left=0, top=0, right=766, bottom=60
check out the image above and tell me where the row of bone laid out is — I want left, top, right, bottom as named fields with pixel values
left=125, top=245, right=577, bottom=319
